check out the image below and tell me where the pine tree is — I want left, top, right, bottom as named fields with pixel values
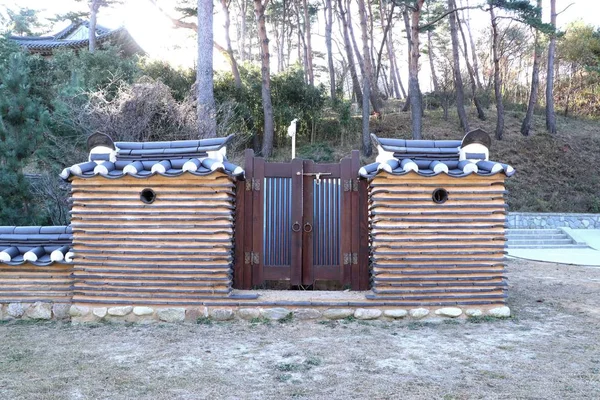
left=0, top=52, right=49, bottom=225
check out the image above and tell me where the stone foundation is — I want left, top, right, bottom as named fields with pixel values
left=0, top=302, right=511, bottom=323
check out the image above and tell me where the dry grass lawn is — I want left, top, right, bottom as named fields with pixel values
left=1, top=258, right=599, bottom=399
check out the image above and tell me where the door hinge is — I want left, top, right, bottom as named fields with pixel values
left=245, top=178, right=261, bottom=191
left=245, top=252, right=260, bottom=264
left=344, top=179, right=359, bottom=192
left=344, top=253, right=358, bottom=265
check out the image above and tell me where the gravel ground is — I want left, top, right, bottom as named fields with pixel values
left=0, top=259, right=599, bottom=400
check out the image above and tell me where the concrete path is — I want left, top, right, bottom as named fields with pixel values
left=507, top=229, right=600, bottom=266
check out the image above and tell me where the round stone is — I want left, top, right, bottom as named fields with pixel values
left=157, top=308, right=186, bottom=323
left=488, top=306, right=511, bottom=318
left=292, top=309, right=321, bottom=320
left=107, top=306, right=133, bottom=317
left=434, top=307, right=462, bottom=318
left=409, top=308, right=430, bottom=319
left=7, top=303, right=26, bottom=318
left=323, top=309, right=354, bottom=320
left=465, top=309, right=483, bottom=317
left=69, top=305, right=90, bottom=317
left=25, top=302, right=52, bottom=320
left=210, top=308, right=234, bottom=321
left=52, top=303, right=71, bottom=320
left=260, top=308, right=291, bottom=320
left=133, top=307, right=155, bottom=316
left=383, top=309, right=408, bottom=319
left=354, top=308, right=382, bottom=320
left=238, top=308, right=261, bottom=320
left=93, top=307, right=108, bottom=318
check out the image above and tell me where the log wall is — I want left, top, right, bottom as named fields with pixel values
left=0, top=263, right=73, bottom=303
left=369, top=172, right=508, bottom=306
left=70, top=173, right=235, bottom=306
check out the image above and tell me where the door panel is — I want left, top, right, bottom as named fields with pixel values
left=234, top=150, right=368, bottom=290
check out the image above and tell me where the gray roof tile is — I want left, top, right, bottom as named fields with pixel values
left=0, top=226, right=73, bottom=266
left=361, top=134, right=515, bottom=179
left=60, top=135, right=244, bottom=180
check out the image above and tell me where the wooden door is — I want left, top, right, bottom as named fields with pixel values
left=234, top=150, right=368, bottom=290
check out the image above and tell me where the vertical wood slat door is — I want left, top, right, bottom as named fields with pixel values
left=234, top=150, right=368, bottom=290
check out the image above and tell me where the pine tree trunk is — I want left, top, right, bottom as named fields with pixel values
left=490, top=6, right=504, bottom=140
left=358, top=0, right=372, bottom=156
left=220, top=0, right=242, bottom=89
left=280, top=0, right=286, bottom=73
left=238, top=0, right=247, bottom=62
left=463, top=0, right=482, bottom=90
left=347, top=0, right=380, bottom=114
left=402, top=8, right=412, bottom=112
left=337, top=0, right=363, bottom=106
left=325, top=0, right=336, bottom=100
left=197, top=0, right=217, bottom=138
left=546, top=0, right=557, bottom=134
left=456, top=3, right=485, bottom=120
left=254, top=0, right=275, bottom=157
left=386, top=14, right=401, bottom=98
left=293, top=1, right=309, bottom=83
left=521, top=0, right=542, bottom=136
left=448, top=0, right=469, bottom=132
left=408, top=1, right=425, bottom=139
left=302, top=0, right=314, bottom=86
left=88, top=0, right=99, bottom=53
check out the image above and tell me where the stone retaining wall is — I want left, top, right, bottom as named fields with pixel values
left=507, top=212, right=600, bottom=229
left=0, top=302, right=512, bottom=323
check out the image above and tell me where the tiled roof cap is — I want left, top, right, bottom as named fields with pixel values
left=361, top=132, right=515, bottom=179
left=60, top=134, right=244, bottom=180
left=0, top=226, right=73, bottom=266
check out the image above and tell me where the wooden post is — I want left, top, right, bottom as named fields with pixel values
left=242, top=149, right=255, bottom=289
left=252, top=157, right=265, bottom=286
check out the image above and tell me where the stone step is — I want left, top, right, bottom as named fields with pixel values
left=507, top=238, right=574, bottom=245
left=507, top=244, right=589, bottom=249
left=506, top=229, right=563, bottom=235
left=507, top=234, right=568, bottom=240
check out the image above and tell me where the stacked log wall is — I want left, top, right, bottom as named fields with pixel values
left=70, top=173, right=235, bottom=306
left=0, top=263, right=73, bottom=303
left=369, top=172, right=507, bottom=306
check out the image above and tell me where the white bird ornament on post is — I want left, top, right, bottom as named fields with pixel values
left=287, top=118, right=299, bottom=160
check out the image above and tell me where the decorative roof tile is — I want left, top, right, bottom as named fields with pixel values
left=0, top=226, right=73, bottom=266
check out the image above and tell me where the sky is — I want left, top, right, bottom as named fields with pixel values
left=0, top=0, right=598, bottom=86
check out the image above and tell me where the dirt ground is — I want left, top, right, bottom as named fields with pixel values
left=1, top=259, right=599, bottom=400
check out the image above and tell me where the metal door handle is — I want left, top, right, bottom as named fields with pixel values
left=303, top=222, right=313, bottom=233
left=292, top=221, right=301, bottom=232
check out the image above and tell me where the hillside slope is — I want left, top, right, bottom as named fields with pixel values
left=271, top=106, right=600, bottom=213
left=371, top=108, right=600, bottom=213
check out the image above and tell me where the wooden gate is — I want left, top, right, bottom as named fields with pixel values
left=234, top=149, right=369, bottom=290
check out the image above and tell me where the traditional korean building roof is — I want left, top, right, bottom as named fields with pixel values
left=359, top=130, right=515, bottom=179
left=60, top=134, right=245, bottom=181
left=9, top=21, right=143, bottom=56
left=0, top=226, right=73, bottom=266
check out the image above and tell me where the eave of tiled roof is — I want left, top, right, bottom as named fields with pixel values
left=361, top=133, right=515, bottom=179
left=359, top=159, right=515, bottom=179
left=10, top=23, right=143, bottom=55
left=60, top=135, right=245, bottom=181
left=0, top=226, right=73, bottom=266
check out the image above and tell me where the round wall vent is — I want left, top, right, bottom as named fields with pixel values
left=432, top=188, right=449, bottom=204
